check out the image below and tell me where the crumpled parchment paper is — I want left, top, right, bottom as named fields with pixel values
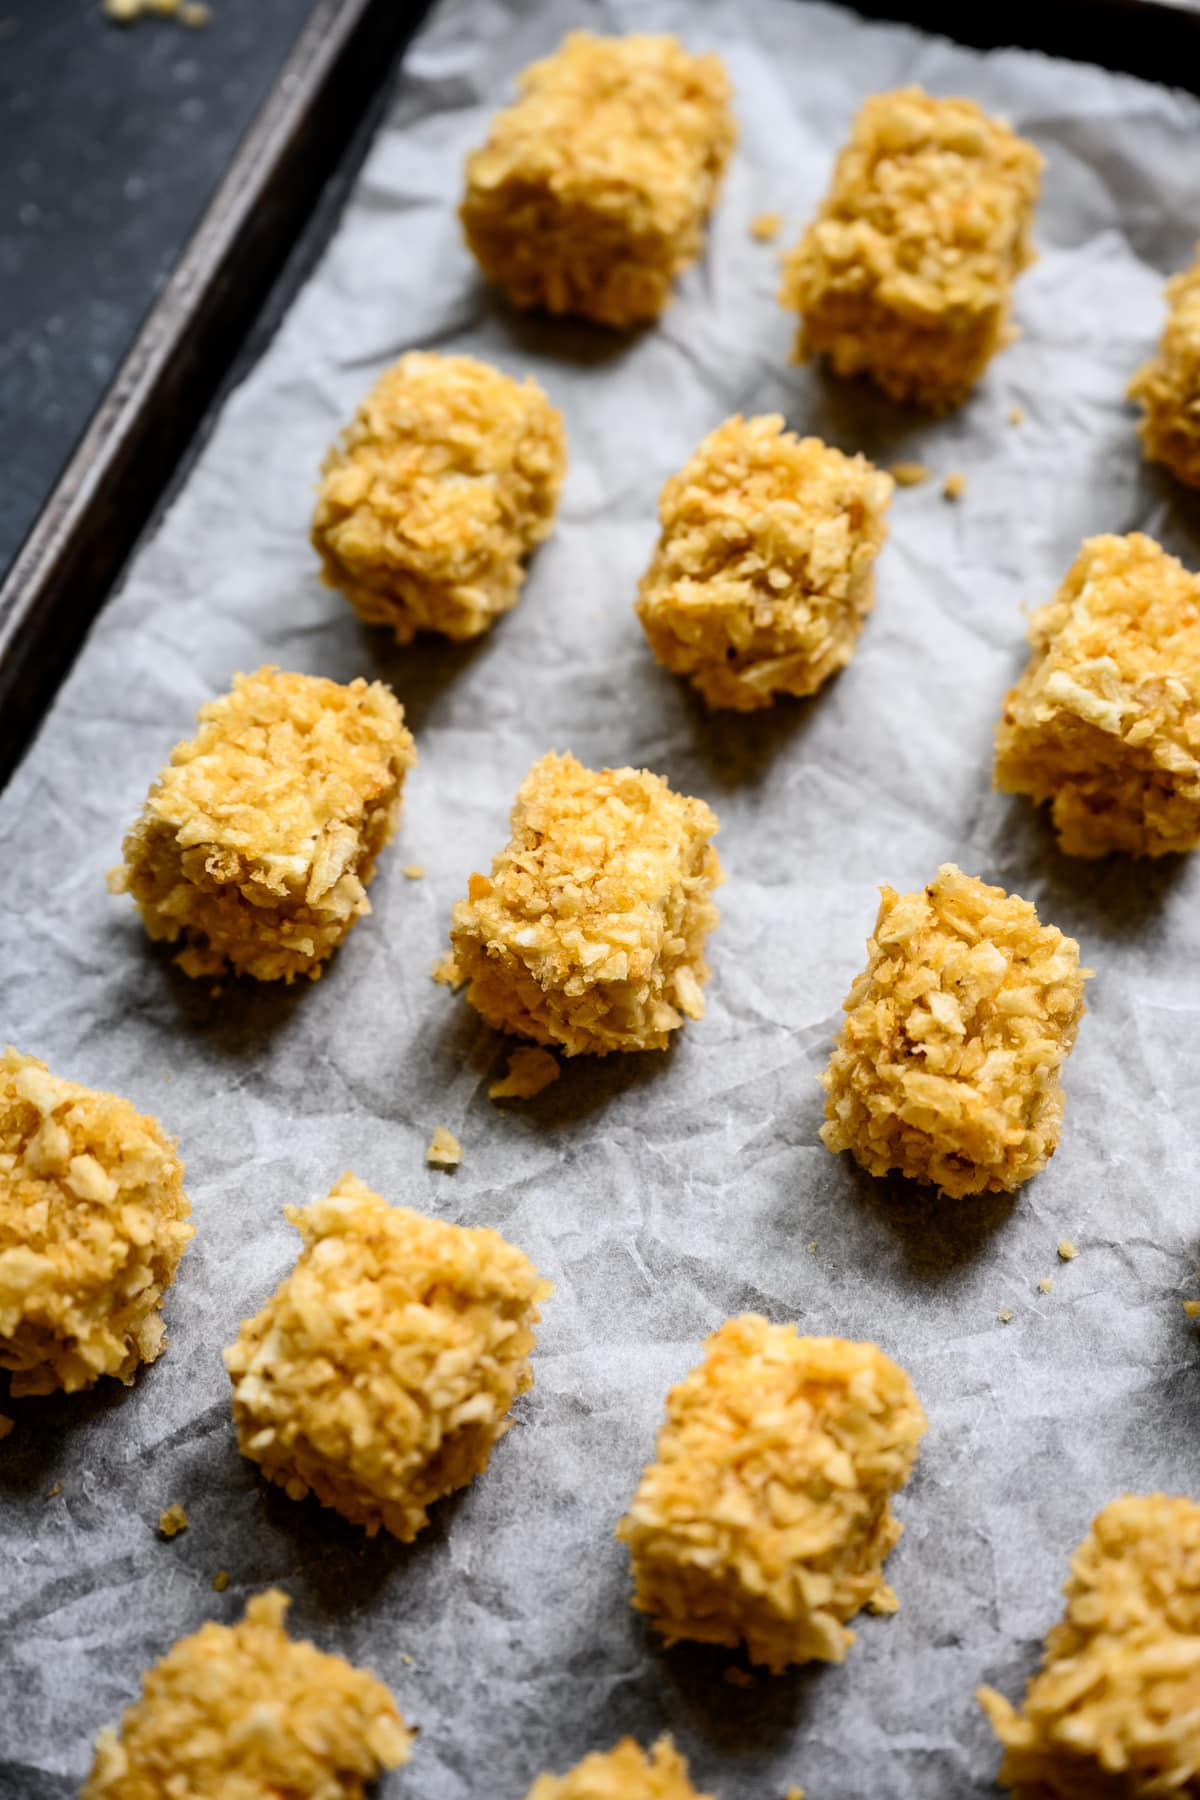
left=2, top=1, right=1199, bottom=1795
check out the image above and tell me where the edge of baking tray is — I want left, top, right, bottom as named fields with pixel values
left=2, top=0, right=1198, bottom=794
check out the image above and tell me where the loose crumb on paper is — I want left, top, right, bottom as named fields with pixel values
left=890, top=461, right=930, bottom=487
left=426, top=1126, right=462, bottom=1168
left=212, top=1568, right=230, bottom=1591
left=1009, top=405, right=1025, bottom=425
left=158, top=1503, right=188, bottom=1539
left=1185, top=1299, right=1200, bottom=1319
left=998, top=1308, right=1014, bottom=1324
left=942, top=470, right=966, bottom=500
left=786, top=1789, right=807, bottom=1800
left=750, top=210, right=783, bottom=242
left=402, top=864, right=425, bottom=880
left=1037, top=1277, right=1053, bottom=1294
left=1058, top=1238, right=1078, bottom=1261
left=46, top=1481, right=63, bottom=1498
left=488, top=1045, right=560, bottom=1101
left=103, top=0, right=211, bottom=22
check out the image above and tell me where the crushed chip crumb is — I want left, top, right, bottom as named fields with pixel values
left=751, top=210, right=783, bottom=242
left=1037, top=1277, right=1053, bottom=1295
left=998, top=1309, right=1014, bottom=1324
left=401, top=1653, right=413, bottom=1666
left=1184, top=1299, right=1200, bottom=1319
left=212, top=1569, right=229, bottom=1592
left=402, top=864, right=426, bottom=880
left=525, top=1736, right=713, bottom=1800
left=103, top=0, right=209, bottom=20
left=1009, top=406, right=1025, bottom=425
left=426, top=1127, right=463, bottom=1168
left=1058, top=1239, right=1078, bottom=1261
left=890, top=462, right=930, bottom=487
left=488, top=1046, right=561, bottom=1101
left=943, top=470, right=966, bottom=499
left=46, top=1481, right=63, bottom=1498
left=158, top=1503, right=188, bottom=1539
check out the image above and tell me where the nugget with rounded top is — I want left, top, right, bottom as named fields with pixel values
left=225, top=1172, right=551, bottom=1541
left=636, top=414, right=893, bottom=710
left=995, top=533, right=1200, bottom=857
left=978, top=1493, right=1200, bottom=1798
left=312, top=352, right=566, bottom=642
left=0, top=1048, right=192, bottom=1397
left=439, top=751, right=722, bottom=1056
left=617, top=1314, right=927, bottom=1671
left=82, top=1589, right=410, bottom=1799
left=111, top=666, right=415, bottom=981
left=780, top=87, right=1043, bottom=410
left=1129, top=247, right=1200, bottom=488
left=461, top=31, right=735, bottom=328
left=821, top=864, right=1090, bottom=1198
left=526, top=1737, right=715, bottom=1800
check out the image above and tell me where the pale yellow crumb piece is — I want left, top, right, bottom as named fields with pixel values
left=1009, top=406, right=1025, bottom=425
left=224, top=1174, right=551, bottom=1542
left=402, top=864, right=425, bottom=880
left=432, top=951, right=464, bottom=989
left=1037, top=1277, right=1053, bottom=1295
left=488, top=1046, right=561, bottom=1101
left=786, top=1790, right=807, bottom=1800
left=943, top=470, right=966, bottom=499
left=636, top=415, right=893, bottom=711
left=723, top=1665, right=753, bottom=1687
left=180, top=1, right=210, bottom=23
left=525, top=1735, right=714, bottom=1800
left=890, top=461, right=930, bottom=487
left=102, top=0, right=143, bottom=18
left=995, top=533, right=1200, bottom=857
left=157, top=1503, right=188, bottom=1540
left=111, top=667, right=416, bottom=982
left=401, top=1653, right=413, bottom=1666
left=313, top=354, right=565, bottom=645
left=426, top=1127, right=462, bottom=1168
left=46, top=1481, right=63, bottom=1498
left=1129, top=246, right=1200, bottom=488
left=0, top=1048, right=193, bottom=1396
left=81, top=1590, right=410, bottom=1799
left=808, top=1241, right=818, bottom=1253
left=618, top=1314, right=926, bottom=1670
left=781, top=87, right=1043, bottom=410
left=212, top=1569, right=229, bottom=1592
left=447, top=752, right=721, bottom=1055
left=998, top=1310, right=1014, bottom=1324
left=1184, top=1299, right=1200, bottom=1319
left=0, top=1413, right=12, bottom=1441
left=751, top=210, right=783, bottom=242
left=1058, top=1239, right=1078, bottom=1261
left=462, top=32, right=736, bottom=328
left=821, top=866, right=1090, bottom=1197
left=979, top=1494, right=1200, bottom=1795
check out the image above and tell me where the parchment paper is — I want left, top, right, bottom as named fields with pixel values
left=3, top=2, right=1200, bottom=1794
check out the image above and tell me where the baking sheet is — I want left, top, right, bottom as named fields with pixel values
left=3, top=1, right=1200, bottom=1794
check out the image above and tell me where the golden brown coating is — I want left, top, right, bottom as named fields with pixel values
left=82, top=1590, right=410, bottom=1800
left=994, top=534, right=1200, bottom=857
left=440, top=752, right=722, bottom=1056
left=821, top=865, right=1090, bottom=1198
left=312, top=353, right=566, bottom=642
left=111, top=666, right=415, bottom=982
left=1129, top=249, right=1200, bottom=488
left=616, top=1315, right=927, bottom=1671
left=780, top=88, right=1043, bottom=410
left=978, top=1494, right=1200, bottom=1799
left=636, top=415, right=893, bottom=710
left=224, top=1173, right=551, bottom=1542
left=526, top=1737, right=715, bottom=1800
left=461, top=32, right=735, bottom=327
left=0, top=1048, right=192, bottom=1397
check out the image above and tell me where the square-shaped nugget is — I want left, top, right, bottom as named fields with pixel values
left=617, top=1315, right=927, bottom=1671
left=112, top=666, right=416, bottom=982
left=978, top=1494, right=1200, bottom=1798
left=461, top=32, right=735, bottom=328
left=441, top=752, right=722, bottom=1056
left=821, top=865, right=1090, bottom=1198
left=636, top=414, right=893, bottom=710
left=780, top=88, right=1043, bottom=410
left=526, top=1738, right=712, bottom=1800
left=995, top=533, right=1200, bottom=856
left=1129, top=247, right=1200, bottom=489
left=312, top=352, right=567, bottom=644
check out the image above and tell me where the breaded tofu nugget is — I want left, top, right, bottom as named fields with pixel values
left=0, top=1048, right=192, bottom=1397
left=617, top=1315, right=927, bottom=1670
left=82, top=1590, right=410, bottom=1799
left=225, top=1173, right=551, bottom=1541
left=526, top=1737, right=715, bottom=1800
left=780, top=88, right=1043, bottom=410
left=636, top=415, right=893, bottom=710
left=461, top=32, right=735, bottom=327
left=312, top=353, right=566, bottom=642
left=111, top=667, right=415, bottom=981
left=440, top=752, right=722, bottom=1056
left=821, top=865, right=1090, bottom=1198
left=1129, top=247, right=1200, bottom=488
left=995, top=533, right=1200, bottom=857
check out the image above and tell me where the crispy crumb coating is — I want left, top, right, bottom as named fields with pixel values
left=82, top=1590, right=410, bottom=1800
left=224, top=1174, right=551, bottom=1542
left=995, top=534, right=1200, bottom=857
left=1129, top=249, right=1200, bottom=489
left=978, top=1495, right=1200, bottom=1799
left=0, top=1049, right=192, bottom=1397
left=312, top=353, right=566, bottom=643
left=111, top=666, right=415, bottom=982
left=821, top=865, right=1090, bottom=1198
left=780, top=88, right=1043, bottom=410
left=441, top=752, right=722, bottom=1056
left=636, top=415, right=893, bottom=710
left=526, top=1737, right=714, bottom=1800
left=617, top=1315, right=927, bottom=1671
left=461, top=31, right=735, bottom=327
